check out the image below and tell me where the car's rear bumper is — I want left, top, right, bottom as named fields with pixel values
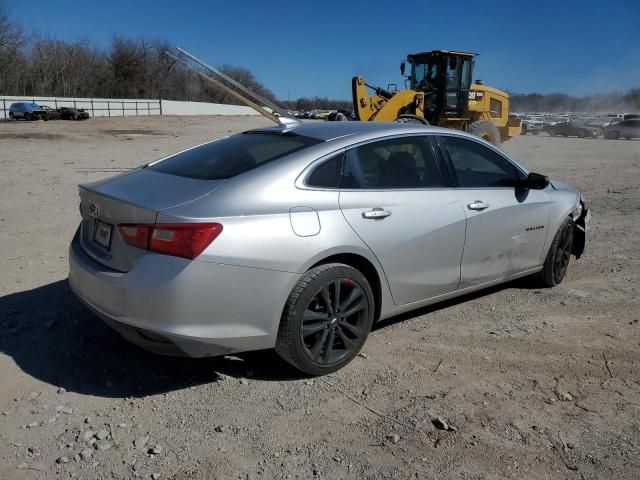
left=68, top=229, right=300, bottom=357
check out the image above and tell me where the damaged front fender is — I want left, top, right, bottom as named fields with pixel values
left=572, top=203, right=591, bottom=259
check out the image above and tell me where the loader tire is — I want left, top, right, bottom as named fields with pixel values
left=395, top=114, right=429, bottom=125
left=467, top=120, right=501, bottom=146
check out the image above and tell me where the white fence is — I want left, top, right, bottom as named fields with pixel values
left=161, top=99, right=257, bottom=116
left=0, top=96, right=260, bottom=119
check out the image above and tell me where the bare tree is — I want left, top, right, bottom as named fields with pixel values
left=0, top=7, right=25, bottom=94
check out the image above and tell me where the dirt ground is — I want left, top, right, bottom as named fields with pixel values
left=1, top=116, right=639, bottom=480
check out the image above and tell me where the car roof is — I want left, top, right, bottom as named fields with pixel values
left=245, top=121, right=459, bottom=142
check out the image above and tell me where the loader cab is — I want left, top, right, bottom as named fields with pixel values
left=406, top=50, right=475, bottom=123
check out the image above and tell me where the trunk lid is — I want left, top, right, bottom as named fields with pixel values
left=78, top=168, right=225, bottom=272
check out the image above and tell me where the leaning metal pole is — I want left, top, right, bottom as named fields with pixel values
left=165, top=48, right=301, bottom=126
left=165, top=49, right=280, bottom=123
left=176, top=47, right=296, bottom=121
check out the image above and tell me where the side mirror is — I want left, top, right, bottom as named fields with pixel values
left=523, top=172, right=549, bottom=190
left=400, top=62, right=406, bottom=76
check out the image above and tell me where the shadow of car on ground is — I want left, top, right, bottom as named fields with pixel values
left=0, top=280, right=303, bottom=398
left=0, top=277, right=536, bottom=398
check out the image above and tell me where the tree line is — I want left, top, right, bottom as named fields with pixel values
left=0, top=8, right=352, bottom=110
left=0, top=10, right=277, bottom=104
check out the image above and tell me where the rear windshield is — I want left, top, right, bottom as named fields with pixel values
left=147, top=132, right=322, bottom=180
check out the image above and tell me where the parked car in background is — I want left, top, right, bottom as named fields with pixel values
left=547, top=119, right=600, bottom=138
left=8, top=102, right=47, bottom=121
left=603, top=119, right=640, bottom=139
left=58, top=107, right=90, bottom=120
left=542, top=116, right=569, bottom=132
left=40, top=106, right=61, bottom=120
left=69, top=122, right=590, bottom=375
left=522, top=118, right=544, bottom=135
left=327, top=109, right=355, bottom=121
left=314, top=110, right=332, bottom=120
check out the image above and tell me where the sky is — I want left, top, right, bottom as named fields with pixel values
left=4, top=0, right=640, bottom=101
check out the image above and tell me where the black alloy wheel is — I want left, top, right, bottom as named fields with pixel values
left=276, top=263, right=374, bottom=375
left=301, top=277, right=369, bottom=365
left=533, top=217, right=575, bottom=287
left=553, top=222, right=574, bottom=284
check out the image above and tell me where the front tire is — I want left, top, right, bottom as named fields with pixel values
left=467, top=120, right=501, bottom=146
left=395, top=114, right=429, bottom=125
left=534, top=218, right=575, bottom=287
left=606, top=131, right=620, bottom=140
left=276, top=263, right=374, bottom=375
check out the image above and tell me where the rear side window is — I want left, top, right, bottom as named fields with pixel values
left=342, top=136, right=444, bottom=189
left=148, top=132, right=322, bottom=180
left=306, top=153, right=343, bottom=188
left=489, top=98, right=502, bottom=118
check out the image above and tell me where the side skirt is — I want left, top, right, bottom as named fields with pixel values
left=377, top=266, right=543, bottom=322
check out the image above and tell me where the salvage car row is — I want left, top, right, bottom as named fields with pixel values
left=8, top=102, right=90, bottom=121
left=522, top=115, right=640, bottom=139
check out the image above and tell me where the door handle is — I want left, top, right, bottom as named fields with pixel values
left=362, top=208, right=392, bottom=219
left=467, top=201, right=490, bottom=211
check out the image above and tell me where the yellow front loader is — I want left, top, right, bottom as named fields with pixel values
left=352, top=50, right=521, bottom=146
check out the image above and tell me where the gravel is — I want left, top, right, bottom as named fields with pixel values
left=1, top=116, right=639, bottom=479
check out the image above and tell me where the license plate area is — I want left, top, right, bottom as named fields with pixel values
left=93, top=219, right=113, bottom=250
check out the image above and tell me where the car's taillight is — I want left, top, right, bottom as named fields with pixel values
left=117, top=223, right=222, bottom=260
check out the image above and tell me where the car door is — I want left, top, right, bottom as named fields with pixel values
left=622, top=119, right=640, bottom=137
left=339, top=135, right=466, bottom=306
left=436, top=135, right=550, bottom=287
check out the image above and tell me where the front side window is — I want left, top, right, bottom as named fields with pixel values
left=148, top=132, right=322, bottom=180
left=439, top=136, right=522, bottom=188
left=411, top=61, right=439, bottom=91
left=343, top=137, right=443, bottom=189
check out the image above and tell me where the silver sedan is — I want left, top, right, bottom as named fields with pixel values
left=69, top=122, right=591, bottom=375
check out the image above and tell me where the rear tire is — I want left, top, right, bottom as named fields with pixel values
left=467, top=120, right=501, bottom=146
left=276, top=263, right=375, bottom=375
left=533, top=217, right=575, bottom=287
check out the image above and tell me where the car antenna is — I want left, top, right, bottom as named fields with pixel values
left=164, top=47, right=302, bottom=128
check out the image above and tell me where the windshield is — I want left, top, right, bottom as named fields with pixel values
left=147, top=132, right=322, bottom=180
left=410, top=60, right=438, bottom=91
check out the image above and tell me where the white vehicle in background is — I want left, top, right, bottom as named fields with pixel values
left=523, top=116, right=545, bottom=135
